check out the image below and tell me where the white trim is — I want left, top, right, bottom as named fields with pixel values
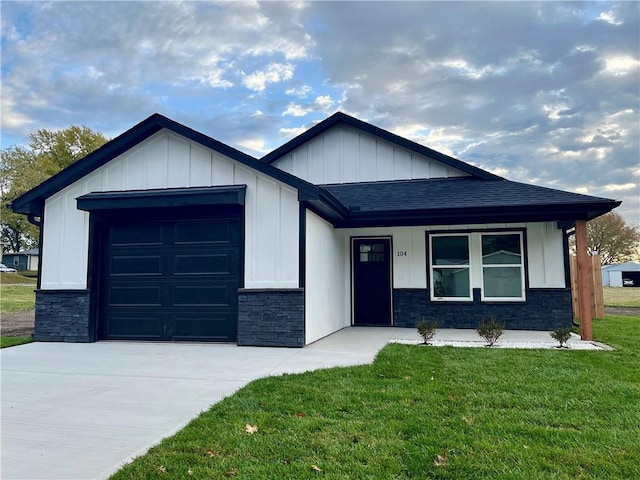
left=428, top=231, right=527, bottom=302
left=480, top=232, right=526, bottom=302
left=428, top=233, right=473, bottom=302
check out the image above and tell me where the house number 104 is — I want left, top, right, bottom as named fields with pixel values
left=397, top=251, right=407, bottom=257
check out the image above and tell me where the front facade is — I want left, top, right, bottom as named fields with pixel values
left=12, top=113, right=620, bottom=346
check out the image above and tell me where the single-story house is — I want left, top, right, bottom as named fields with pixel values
left=2, top=248, right=39, bottom=271
left=11, top=112, right=620, bottom=346
left=602, top=262, right=640, bottom=287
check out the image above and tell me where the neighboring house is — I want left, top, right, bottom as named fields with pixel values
left=11, top=113, right=620, bottom=345
left=2, top=248, right=39, bottom=271
left=602, top=262, right=640, bottom=287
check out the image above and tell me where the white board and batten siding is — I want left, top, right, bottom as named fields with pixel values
left=304, top=211, right=349, bottom=344
left=41, top=129, right=299, bottom=290
left=341, top=222, right=566, bottom=290
left=272, top=124, right=470, bottom=184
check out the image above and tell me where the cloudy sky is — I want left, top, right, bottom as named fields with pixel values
left=1, top=1, right=638, bottom=223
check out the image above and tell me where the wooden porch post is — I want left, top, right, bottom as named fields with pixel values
left=574, top=220, right=593, bottom=340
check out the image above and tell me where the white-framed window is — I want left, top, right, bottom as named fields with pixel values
left=428, top=231, right=526, bottom=302
left=429, top=234, right=472, bottom=301
left=480, top=233, right=525, bottom=301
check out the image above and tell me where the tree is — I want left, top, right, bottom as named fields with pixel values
left=1, top=126, right=108, bottom=252
left=580, top=212, right=640, bottom=265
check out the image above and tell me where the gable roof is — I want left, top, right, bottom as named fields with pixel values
left=322, top=178, right=620, bottom=226
left=10, top=112, right=620, bottom=228
left=10, top=114, right=343, bottom=219
left=260, top=112, right=501, bottom=181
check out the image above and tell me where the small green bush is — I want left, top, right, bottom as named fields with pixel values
left=550, top=327, right=573, bottom=348
left=416, top=318, right=437, bottom=345
left=477, top=316, right=504, bottom=347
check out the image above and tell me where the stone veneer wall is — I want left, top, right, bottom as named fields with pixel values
left=237, top=289, right=305, bottom=347
left=393, top=288, right=573, bottom=330
left=34, top=290, right=91, bottom=342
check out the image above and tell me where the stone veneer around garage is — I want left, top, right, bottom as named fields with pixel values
left=34, top=290, right=91, bottom=342
left=237, top=288, right=305, bottom=347
left=393, top=288, right=573, bottom=330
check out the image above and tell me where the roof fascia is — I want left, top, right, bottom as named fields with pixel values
left=261, top=112, right=501, bottom=181
left=330, top=200, right=621, bottom=228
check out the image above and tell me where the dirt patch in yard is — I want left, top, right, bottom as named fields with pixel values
left=605, top=306, right=640, bottom=317
left=1, top=310, right=35, bottom=337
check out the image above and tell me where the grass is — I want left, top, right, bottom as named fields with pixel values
left=0, top=284, right=36, bottom=313
left=603, top=286, right=640, bottom=307
left=111, top=315, right=640, bottom=480
left=0, top=272, right=37, bottom=285
left=0, top=336, right=33, bottom=348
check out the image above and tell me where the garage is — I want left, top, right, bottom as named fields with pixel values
left=77, top=187, right=246, bottom=342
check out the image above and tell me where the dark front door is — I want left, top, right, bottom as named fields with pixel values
left=352, top=238, right=392, bottom=325
left=98, top=209, right=242, bottom=342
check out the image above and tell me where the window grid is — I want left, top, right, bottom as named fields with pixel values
left=428, top=231, right=526, bottom=302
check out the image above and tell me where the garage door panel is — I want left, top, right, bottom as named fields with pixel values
left=110, top=256, right=163, bottom=276
left=175, top=221, right=236, bottom=244
left=171, top=311, right=236, bottom=341
left=111, top=224, right=164, bottom=245
left=173, top=285, right=232, bottom=306
left=109, top=285, right=163, bottom=306
left=174, top=254, right=231, bottom=275
left=104, top=313, right=163, bottom=339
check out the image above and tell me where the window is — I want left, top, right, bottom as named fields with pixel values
left=430, top=235, right=472, bottom=300
left=481, top=233, right=524, bottom=300
left=428, top=231, right=525, bottom=302
left=359, top=243, right=385, bottom=262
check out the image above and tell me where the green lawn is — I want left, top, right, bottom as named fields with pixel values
left=603, top=286, right=640, bottom=307
left=111, top=316, right=640, bottom=480
left=0, top=336, right=33, bottom=348
left=0, top=272, right=37, bottom=285
left=0, top=284, right=36, bottom=313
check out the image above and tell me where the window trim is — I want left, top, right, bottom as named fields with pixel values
left=427, top=230, right=527, bottom=303
left=479, top=232, right=526, bottom=302
left=428, top=233, right=473, bottom=302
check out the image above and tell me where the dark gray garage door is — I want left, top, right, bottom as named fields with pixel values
left=99, top=212, right=241, bottom=342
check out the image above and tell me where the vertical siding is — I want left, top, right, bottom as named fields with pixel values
left=271, top=124, right=470, bottom=184
left=305, top=211, right=349, bottom=344
left=526, top=222, right=566, bottom=288
left=40, top=129, right=299, bottom=290
left=337, top=222, right=565, bottom=292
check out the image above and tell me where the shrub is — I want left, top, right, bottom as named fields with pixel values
left=416, top=318, right=437, bottom=345
left=477, top=316, right=504, bottom=347
left=550, top=327, right=573, bottom=348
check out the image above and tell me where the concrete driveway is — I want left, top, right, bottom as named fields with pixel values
left=1, top=328, right=406, bottom=480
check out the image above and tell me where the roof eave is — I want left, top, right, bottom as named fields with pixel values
left=332, top=201, right=621, bottom=228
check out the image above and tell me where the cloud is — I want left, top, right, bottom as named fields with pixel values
left=1, top=1, right=638, bottom=224
left=243, top=63, right=295, bottom=92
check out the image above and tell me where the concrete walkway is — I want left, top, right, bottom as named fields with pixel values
left=0, top=327, right=603, bottom=479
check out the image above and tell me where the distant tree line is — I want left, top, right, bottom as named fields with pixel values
left=1, top=126, right=108, bottom=252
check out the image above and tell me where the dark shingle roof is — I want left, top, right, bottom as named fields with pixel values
left=321, top=178, right=620, bottom=226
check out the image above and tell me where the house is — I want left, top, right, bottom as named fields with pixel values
left=2, top=248, right=39, bottom=272
left=11, top=112, right=620, bottom=345
left=602, top=262, right=640, bottom=287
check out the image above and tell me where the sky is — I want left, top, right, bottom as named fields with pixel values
left=1, top=1, right=639, bottom=224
